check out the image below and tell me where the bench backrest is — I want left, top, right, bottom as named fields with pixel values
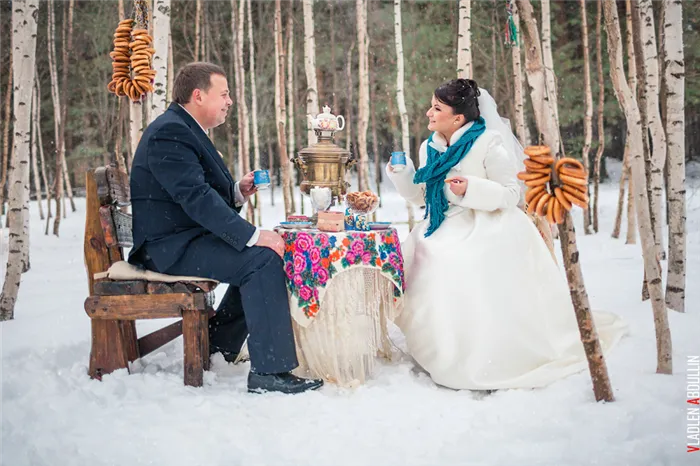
left=84, top=165, right=132, bottom=294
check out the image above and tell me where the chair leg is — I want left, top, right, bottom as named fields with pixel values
left=88, top=320, right=130, bottom=380
left=182, top=309, right=205, bottom=387
left=121, top=320, right=140, bottom=362
left=202, top=312, right=210, bottom=371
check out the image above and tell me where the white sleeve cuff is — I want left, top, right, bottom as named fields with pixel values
left=386, top=159, right=426, bottom=207
left=246, top=228, right=261, bottom=247
left=234, top=182, right=248, bottom=207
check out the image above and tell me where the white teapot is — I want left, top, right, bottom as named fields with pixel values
left=307, top=105, right=345, bottom=132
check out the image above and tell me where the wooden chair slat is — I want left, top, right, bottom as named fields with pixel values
left=93, top=279, right=147, bottom=296
left=94, top=167, right=112, bottom=207
left=94, top=279, right=217, bottom=296
left=147, top=282, right=175, bottom=294
left=85, top=293, right=207, bottom=320
left=106, top=165, right=130, bottom=206
left=98, top=206, right=118, bottom=248
left=112, top=209, right=133, bottom=247
left=150, top=281, right=218, bottom=293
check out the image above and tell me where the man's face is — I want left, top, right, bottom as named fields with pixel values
left=193, top=74, right=233, bottom=129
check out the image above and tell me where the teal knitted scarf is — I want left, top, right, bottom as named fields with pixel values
left=413, top=117, right=486, bottom=237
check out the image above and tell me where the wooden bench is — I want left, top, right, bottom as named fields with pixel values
left=83, top=165, right=217, bottom=386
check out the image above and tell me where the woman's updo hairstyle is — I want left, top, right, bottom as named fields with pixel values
left=434, top=78, right=481, bottom=123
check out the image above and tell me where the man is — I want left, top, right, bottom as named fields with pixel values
left=128, top=62, right=322, bottom=394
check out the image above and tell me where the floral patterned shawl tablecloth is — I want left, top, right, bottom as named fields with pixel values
left=280, top=228, right=405, bottom=328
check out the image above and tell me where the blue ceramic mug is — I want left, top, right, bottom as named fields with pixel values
left=253, top=169, right=270, bottom=189
left=390, top=151, right=406, bottom=171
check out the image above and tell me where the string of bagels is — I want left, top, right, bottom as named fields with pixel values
left=519, top=145, right=590, bottom=225
left=107, top=18, right=156, bottom=102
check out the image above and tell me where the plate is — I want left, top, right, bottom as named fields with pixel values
left=368, top=222, right=392, bottom=230
left=278, top=222, right=313, bottom=230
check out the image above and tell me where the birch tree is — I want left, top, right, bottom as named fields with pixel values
left=517, top=0, right=615, bottom=402
left=286, top=6, right=296, bottom=215
left=33, top=76, right=51, bottom=221
left=114, top=0, right=129, bottom=174
left=509, top=0, right=527, bottom=146
left=457, top=0, right=472, bottom=78
left=247, top=0, right=262, bottom=224
left=234, top=0, right=253, bottom=222
left=580, top=0, right=594, bottom=234
left=624, top=0, right=637, bottom=245
left=31, top=85, right=44, bottom=220
left=663, top=0, right=686, bottom=313
left=356, top=0, right=371, bottom=192
left=613, top=0, right=637, bottom=243
left=47, top=0, right=64, bottom=235
left=603, top=0, right=672, bottom=374
left=592, top=0, right=605, bottom=235
left=345, top=43, right=355, bottom=152
left=151, top=0, right=171, bottom=121
left=371, top=58, right=381, bottom=213
left=35, top=75, right=52, bottom=225
left=303, top=0, right=320, bottom=145
left=540, top=0, right=559, bottom=127
left=230, top=0, right=248, bottom=187
left=274, top=0, right=292, bottom=216
left=394, top=0, right=415, bottom=231
left=1, top=0, right=38, bottom=321
left=60, top=0, right=76, bottom=215
left=638, top=0, right=667, bottom=259
left=0, top=50, right=11, bottom=219
left=129, top=0, right=150, bottom=164
left=195, top=0, right=202, bottom=61
left=167, top=33, right=174, bottom=103
left=329, top=1, right=339, bottom=113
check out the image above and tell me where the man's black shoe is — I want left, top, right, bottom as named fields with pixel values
left=248, top=371, right=324, bottom=394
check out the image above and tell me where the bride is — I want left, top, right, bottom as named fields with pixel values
left=387, top=78, right=626, bottom=390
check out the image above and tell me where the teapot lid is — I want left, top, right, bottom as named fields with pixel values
left=316, top=105, right=335, bottom=119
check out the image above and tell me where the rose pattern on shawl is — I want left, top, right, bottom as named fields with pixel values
left=295, top=232, right=314, bottom=252
left=281, top=229, right=405, bottom=318
left=293, top=252, right=306, bottom=275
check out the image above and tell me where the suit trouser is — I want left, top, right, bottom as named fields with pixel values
left=149, top=233, right=299, bottom=375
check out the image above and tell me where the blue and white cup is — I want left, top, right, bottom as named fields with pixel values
left=390, top=151, right=406, bottom=172
left=253, top=169, right=270, bottom=189
left=355, top=215, right=370, bottom=231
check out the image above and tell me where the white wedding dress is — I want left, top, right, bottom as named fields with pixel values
left=387, top=123, right=627, bottom=390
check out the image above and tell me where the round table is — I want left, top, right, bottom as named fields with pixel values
left=278, top=227, right=405, bottom=386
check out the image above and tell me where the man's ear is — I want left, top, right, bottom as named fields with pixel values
left=192, top=89, right=201, bottom=104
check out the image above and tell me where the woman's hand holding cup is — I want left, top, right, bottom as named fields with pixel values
left=390, top=151, right=407, bottom=172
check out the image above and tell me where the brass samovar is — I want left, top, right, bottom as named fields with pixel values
left=291, top=106, right=354, bottom=206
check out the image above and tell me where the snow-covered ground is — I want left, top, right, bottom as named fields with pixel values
left=1, top=160, right=699, bottom=466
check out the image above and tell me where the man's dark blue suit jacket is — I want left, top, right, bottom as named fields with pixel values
left=128, top=102, right=255, bottom=272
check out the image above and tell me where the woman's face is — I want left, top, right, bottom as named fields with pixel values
left=426, top=96, right=462, bottom=136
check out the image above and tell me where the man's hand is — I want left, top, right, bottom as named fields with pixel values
left=255, top=230, right=285, bottom=258
left=239, top=171, right=258, bottom=197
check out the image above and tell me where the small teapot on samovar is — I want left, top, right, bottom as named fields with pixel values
left=307, top=105, right=346, bottom=135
